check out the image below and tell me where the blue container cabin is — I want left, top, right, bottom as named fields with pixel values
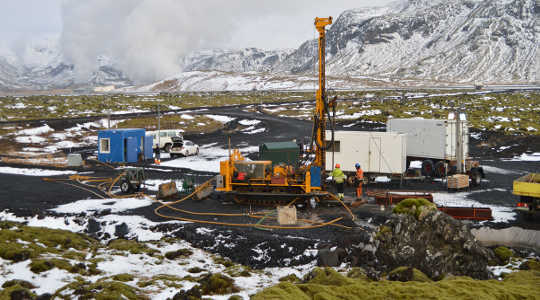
left=98, top=129, right=152, bottom=163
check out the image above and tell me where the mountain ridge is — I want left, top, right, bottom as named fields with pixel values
left=0, top=0, right=538, bottom=91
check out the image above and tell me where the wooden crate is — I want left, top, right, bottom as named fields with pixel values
left=277, top=206, right=297, bottom=225
left=447, top=174, right=469, bottom=189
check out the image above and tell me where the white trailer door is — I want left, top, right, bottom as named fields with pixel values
left=369, top=137, right=382, bottom=173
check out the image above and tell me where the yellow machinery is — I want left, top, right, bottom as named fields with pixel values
left=215, top=17, right=337, bottom=205
left=513, top=173, right=540, bottom=216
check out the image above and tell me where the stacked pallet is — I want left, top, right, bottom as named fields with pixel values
left=448, top=174, right=469, bottom=189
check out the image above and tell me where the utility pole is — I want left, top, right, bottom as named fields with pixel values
left=107, top=97, right=111, bottom=129
left=157, top=103, right=161, bottom=163
left=455, top=109, right=463, bottom=174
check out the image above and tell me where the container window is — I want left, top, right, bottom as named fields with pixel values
left=326, top=140, right=340, bottom=152
left=100, top=138, right=110, bottom=153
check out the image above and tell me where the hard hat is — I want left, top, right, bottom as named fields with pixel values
left=355, top=163, right=361, bottom=169
left=335, top=163, right=340, bottom=168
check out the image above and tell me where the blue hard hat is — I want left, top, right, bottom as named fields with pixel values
left=355, top=163, right=361, bottom=169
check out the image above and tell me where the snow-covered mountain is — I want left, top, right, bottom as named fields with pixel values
left=200, top=0, right=539, bottom=84
left=143, top=0, right=538, bottom=91
left=0, top=38, right=130, bottom=91
left=0, top=0, right=538, bottom=92
left=313, top=0, right=539, bottom=83
left=180, top=48, right=294, bottom=73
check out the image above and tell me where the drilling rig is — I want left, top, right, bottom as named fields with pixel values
left=214, top=16, right=336, bottom=205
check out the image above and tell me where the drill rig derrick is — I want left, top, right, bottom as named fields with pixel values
left=313, top=16, right=334, bottom=187
left=214, top=16, right=336, bottom=206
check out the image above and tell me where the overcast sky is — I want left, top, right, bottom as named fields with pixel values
left=0, top=0, right=394, bottom=49
left=0, top=0, right=395, bottom=83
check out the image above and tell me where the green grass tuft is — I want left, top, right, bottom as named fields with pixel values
left=107, top=239, right=158, bottom=256
left=54, top=279, right=147, bottom=300
left=164, top=248, right=193, bottom=260
left=112, top=273, right=135, bottom=282
left=494, top=246, right=513, bottom=264
left=29, top=258, right=72, bottom=274
left=393, top=198, right=437, bottom=219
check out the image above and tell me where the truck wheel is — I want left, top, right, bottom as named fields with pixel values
left=120, top=179, right=132, bottom=193
left=421, top=160, right=434, bottom=177
left=164, top=144, right=172, bottom=153
left=434, top=161, right=446, bottom=178
left=470, top=168, right=481, bottom=186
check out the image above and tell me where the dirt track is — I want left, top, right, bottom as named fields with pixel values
left=0, top=106, right=539, bottom=269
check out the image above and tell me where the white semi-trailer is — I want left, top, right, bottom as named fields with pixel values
left=325, top=130, right=407, bottom=181
left=387, top=118, right=484, bottom=185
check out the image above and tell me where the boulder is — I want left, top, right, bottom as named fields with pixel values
left=114, top=223, right=129, bottom=238
left=86, top=218, right=101, bottom=234
left=375, top=210, right=493, bottom=279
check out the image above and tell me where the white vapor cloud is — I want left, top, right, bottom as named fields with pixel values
left=59, top=0, right=390, bottom=84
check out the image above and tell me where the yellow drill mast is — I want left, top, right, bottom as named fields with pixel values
left=313, top=16, right=333, bottom=182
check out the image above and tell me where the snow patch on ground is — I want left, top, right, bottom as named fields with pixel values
left=0, top=210, right=177, bottom=242
left=432, top=191, right=516, bottom=223
left=204, top=114, right=235, bottom=123
left=0, top=167, right=77, bottom=176
left=239, top=119, right=261, bottom=126
left=51, top=197, right=154, bottom=214
left=160, top=146, right=258, bottom=172
left=509, top=152, right=540, bottom=161
left=18, top=124, right=53, bottom=136
left=242, top=127, right=266, bottom=134
left=481, top=165, right=519, bottom=175
left=0, top=209, right=317, bottom=299
left=15, top=136, right=47, bottom=144
left=337, top=109, right=381, bottom=119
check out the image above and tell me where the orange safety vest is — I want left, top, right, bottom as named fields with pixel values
left=356, top=168, right=364, bottom=180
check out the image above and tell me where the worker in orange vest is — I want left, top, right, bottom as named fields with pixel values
left=355, top=163, right=364, bottom=199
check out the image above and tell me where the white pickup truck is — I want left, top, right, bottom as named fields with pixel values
left=147, top=130, right=183, bottom=153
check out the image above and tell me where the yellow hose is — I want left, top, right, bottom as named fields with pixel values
left=45, top=173, right=354, bottom=230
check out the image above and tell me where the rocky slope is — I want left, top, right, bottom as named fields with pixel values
left=274, top=0, right=539, bottom=84
left=143, top=0, right=539, bottom=91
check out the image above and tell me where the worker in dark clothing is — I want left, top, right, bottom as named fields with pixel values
left=355, top=163, right=364, bottom=199
left=155, top=146, right=161, bottom=165
left=331, top=163, right=347, bottom=200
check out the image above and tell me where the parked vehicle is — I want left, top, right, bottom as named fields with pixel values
left=171, top=140, right=199, bottom=157
left=387, top=118, right=484, bottom=185
left=325, top=130, right=407, bottom=182
left=513, top=173, right=540, bottom=218
left=147, top=130, right=183, bottom=153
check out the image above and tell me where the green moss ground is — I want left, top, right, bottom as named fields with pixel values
left=392, top=198, right=437, bottom=219
left=107, top=239, right=159, bottom=256
left=494, top=246, right=514, bottom=264
left=53, top=279, right=147, bottom=300
left=253, top=268, right=540, bottom=300
left=0, top=221, right=97, bottom=263
left=116, top=114, right=224, bottom=134
left=1, top=91, right=538, bottom=135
